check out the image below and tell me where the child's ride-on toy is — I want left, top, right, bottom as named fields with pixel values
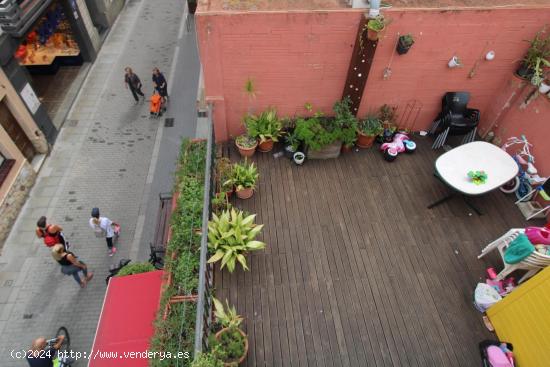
left=380, top=132, right=416, bottom=161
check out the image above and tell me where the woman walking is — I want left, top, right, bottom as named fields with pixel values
left=124, top=67, right=145, bottom=104
left=152, top=67, right=168, bottom=103
left=89, top=207, right=120, bottom=256
left=51, top=244, right=93, bottom=288
left=35, top=216, right=69, bottom=249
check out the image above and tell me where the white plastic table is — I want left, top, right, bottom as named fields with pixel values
left=427, top=141, right=518, bottom=214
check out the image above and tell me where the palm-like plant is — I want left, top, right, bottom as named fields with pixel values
left=207, top=208, right=266, bottom=272
left=224, top=160, right=259, bottom=191
left=244, top=108, right=282, bottom=143
left=213, top=297, right=243, bottom=329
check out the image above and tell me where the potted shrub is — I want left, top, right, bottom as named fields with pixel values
left=244, top=108, right=282, bottom=153
left=517, top=30, right=550, bottom=81
left=366, top=16, right=385, bottom=41
left=397, top=34, right=414, bottom=55
left=235, top=134, right=258, bottom=158
left=224, top=160, right=258, bottom=200
left=207, top=208, right=266, bottom=272
left=334, top=96, right=358, bottom=152
left=283, top=132, right=300, bottom=160
left=216, top=157, right=234, bottom=198
left=210, top=298, right=248, bottom=366
left=357, top=114, right=383, bottom=148
left=294, top=98, right=357, bottom=160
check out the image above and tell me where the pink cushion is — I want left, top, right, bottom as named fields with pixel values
left=487, top=346, right=512, bottom=367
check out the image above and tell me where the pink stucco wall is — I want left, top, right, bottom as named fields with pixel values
left=197, top=7, right=550, bottom=177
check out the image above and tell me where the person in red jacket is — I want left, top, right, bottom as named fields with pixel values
left=36, top=216, right=69, bottom=249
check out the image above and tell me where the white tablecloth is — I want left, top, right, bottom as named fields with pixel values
left=435, top=141, right=518, bottom=195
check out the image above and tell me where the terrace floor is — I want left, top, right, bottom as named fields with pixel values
left=216, top=136, right=544, bottom=367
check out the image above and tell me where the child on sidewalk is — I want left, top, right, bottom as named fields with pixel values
left=89, top=208, right=120, bottom=256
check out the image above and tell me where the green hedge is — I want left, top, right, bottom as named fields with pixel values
left=150, top=139, right=207, bottom=367
left=116, top=262, right=155, bottom=277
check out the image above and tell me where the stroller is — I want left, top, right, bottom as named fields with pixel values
left=479, top=340, right=515, bottom=367
left=149, top=90, right=165, bottom=118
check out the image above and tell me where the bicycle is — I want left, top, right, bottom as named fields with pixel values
left=45, top=327, right=73, bottom=367
left=500, top=135, right=547, bottom=201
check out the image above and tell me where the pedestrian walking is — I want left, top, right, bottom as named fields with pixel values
left=124, top=66, right=145, bottom=104
left=35, top=216, right=69, bottom=249
left=51, top=244, right=93, bottom=288
left=89, top=207, right=120, bottom=256
left=152, top=67, right=168, bottom=103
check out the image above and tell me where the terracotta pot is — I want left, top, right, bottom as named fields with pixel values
left=258, top=138, right=274, bottom=152
left=235, top=140, right=257, bottom=158
left=215, top=327, right=249, bottom=365
left=236, top=187, right=254, bottom=199
left=366, top=24, right=384, bottom=41
left=341, top=145, right=352, bottom=153
left=356, top=132, right=376, bottom=148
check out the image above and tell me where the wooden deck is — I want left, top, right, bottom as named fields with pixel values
left=216, top=137, right=543, bottom=367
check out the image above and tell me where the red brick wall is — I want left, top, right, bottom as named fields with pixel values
left=197, top=7, right=550, bottom=176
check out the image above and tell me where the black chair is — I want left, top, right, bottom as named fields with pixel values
left=430, top=92, right=480, bottom=149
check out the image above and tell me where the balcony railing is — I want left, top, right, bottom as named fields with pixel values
left=194, top=103, right=215, bottom=356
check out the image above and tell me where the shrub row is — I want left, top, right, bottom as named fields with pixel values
left=150, top=139, right=207, bottom=367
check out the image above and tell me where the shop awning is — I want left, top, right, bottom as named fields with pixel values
left=89, top=270, right=164, bottom=367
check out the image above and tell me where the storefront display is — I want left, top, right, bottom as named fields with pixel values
left=13, top=2, right=80, bottom=67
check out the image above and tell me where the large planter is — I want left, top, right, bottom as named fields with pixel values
left=356, top=132, right=376, bottom=148
left=235, top=140, right=257, bottom=158
left=258, top=139, right=274, bottom=152
left=307, top=140, right=342, bottom=159
left=236, top=187, right=254, bottom=199
left=215, top=328, right=249, bottom=366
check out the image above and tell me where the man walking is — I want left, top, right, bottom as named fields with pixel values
left=124, top=67, right=145, bottom=104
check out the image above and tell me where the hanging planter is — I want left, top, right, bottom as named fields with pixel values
left=396, top=34, right=415, bottom=55
left=448, top=56, right=462, bottom=68
left=366, top=16, right=385, bottom=41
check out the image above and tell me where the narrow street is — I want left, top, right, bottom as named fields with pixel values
left=0, top=0, right=199, bottom=365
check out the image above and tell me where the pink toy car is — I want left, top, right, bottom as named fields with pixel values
left=380, top=132, right=417, bottom=161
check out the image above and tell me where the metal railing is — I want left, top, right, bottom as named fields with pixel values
left=194, top=103, right=215, bottom=356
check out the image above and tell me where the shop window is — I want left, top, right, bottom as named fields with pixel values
left=13, top=2, right=80, bottom=68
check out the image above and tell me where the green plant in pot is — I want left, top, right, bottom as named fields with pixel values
left=517, top=29, right=550, bottom=81
left=209, top=298, right=248, bottom=366
left=283, top=132, right=300, bottom=159
left=207, top=208, right=266, bottom=272
left=244, top=108, right=282, bottom=152
left=397, top=33, right=415, bottom=55
left=216, top=157, right=234, bottom=197
left=235, top=134, right=258, bottom=158
left=366, top=16, right=385, bottom=41
left=224, top=160, right=258, bottom=200
left=333, top=96, right=358, bottom=151
left=357, top=114, right=383, bottom=148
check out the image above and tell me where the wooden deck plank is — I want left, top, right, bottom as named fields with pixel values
left=215, top=139, right=539, bottom=367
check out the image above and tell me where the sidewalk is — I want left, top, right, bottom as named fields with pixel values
left=0, top=0, right=198, bottom=365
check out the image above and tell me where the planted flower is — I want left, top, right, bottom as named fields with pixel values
left=207, top=208, right=266, bottom=272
